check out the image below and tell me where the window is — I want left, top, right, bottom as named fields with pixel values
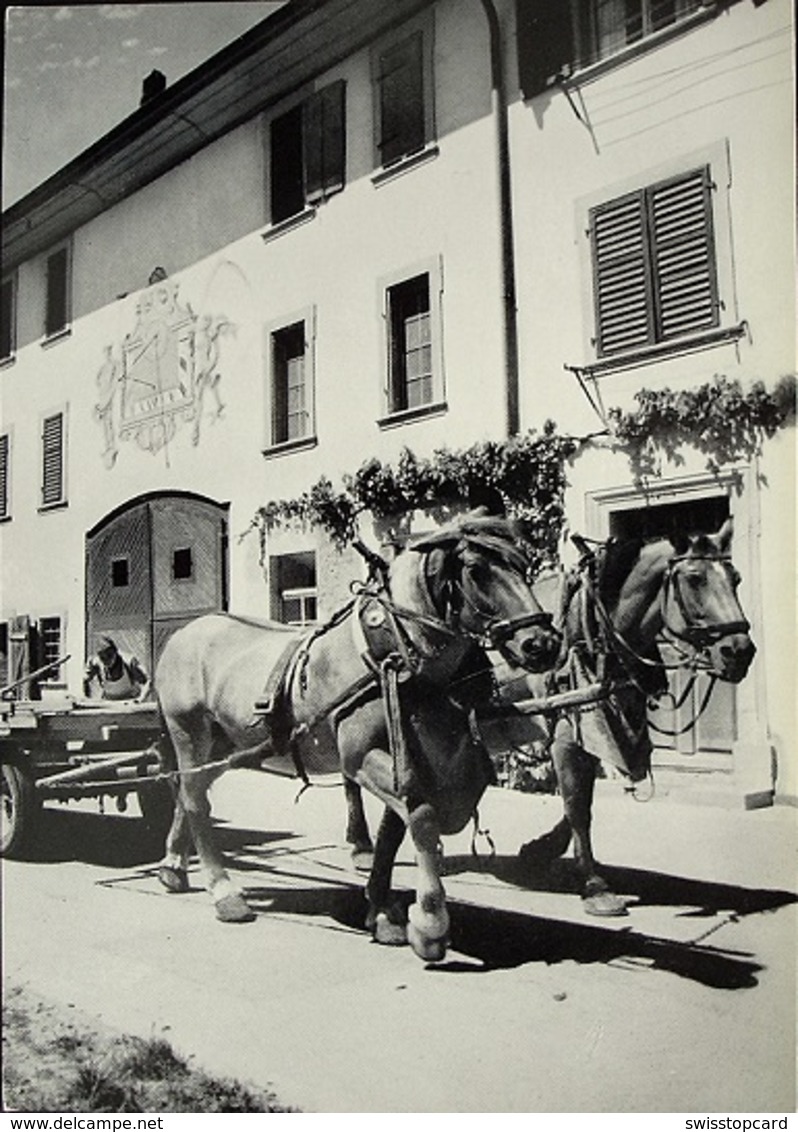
left=111, top=558, right=129, bottom=587
left=45, top=244, right=71, bottom=338
left=270, top=552, right=317, bottom=626
left=589, top=166, right=719, bottom=356
left=265, top=311, right=316, bottom=449
left=270, top=80, right=345, bottom=224
left=38, top=616, right=62, bottom=679
left=388, top=274, right=433, bottom=412
left=0, top=623, right=7, bottom=688
left=172, top=547, right=193, bottom=581
left=41, top=411, right=66, bottom=508
left=1, top=274, right=16, bottom=360
left=517, top=0, right=707, bottom=97
left=0, top=434, right=9, bottom=521
left=373, top=17, right=434, bottom=170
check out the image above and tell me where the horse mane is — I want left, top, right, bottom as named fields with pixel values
left=596, top=537, right=647, bottom=612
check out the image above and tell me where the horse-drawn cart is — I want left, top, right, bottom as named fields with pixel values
left=0, top=679, right=172, bottom=858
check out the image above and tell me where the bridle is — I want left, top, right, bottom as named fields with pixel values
left=660, top=554, right=750, bottom=653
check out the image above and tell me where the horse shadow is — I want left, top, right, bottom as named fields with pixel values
left=19, top=806, right=295, bottom=868
left=227, top=840, right=794, bottom=992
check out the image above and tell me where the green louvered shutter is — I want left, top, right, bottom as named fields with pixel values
left=41, top=412, right=64, bottom=507
left=304, top=80, right=346, bottom=204
left=0, top=434, right=8, bottom=519
left=649, top=167, right=719, bottom=341
left=591, top=190, right=654, bottom=356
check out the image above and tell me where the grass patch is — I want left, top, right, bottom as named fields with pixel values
left=3, top=985, right=297, bottom=1113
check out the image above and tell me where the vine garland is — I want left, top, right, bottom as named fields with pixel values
left=248, top=375, right=795, bottom=567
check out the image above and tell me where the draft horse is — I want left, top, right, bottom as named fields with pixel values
left=518, top=518, right=755, bottom=915
left=154, top=511, right=560, bottom=960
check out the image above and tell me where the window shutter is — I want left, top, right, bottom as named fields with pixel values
left=649, top=167, right=719, bottom=341
left=1, top=277, right=14, bottom=358
left=270, top=105, right=305, bottom=223
left=0, top=434, right=8, bottom=519
left=378, top=33, right=424, bottom=166
left=41, top=413, right=64, bottom=506
left=590, top=191, right=654, bottom=356
left=46, top=247, right=69, bottom=337
left=516, top=0, right=575, bottom=99
left=304, top=80, right=345, bottom=204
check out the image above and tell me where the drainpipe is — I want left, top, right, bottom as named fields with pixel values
left=480, top=0, right=520, bottom=438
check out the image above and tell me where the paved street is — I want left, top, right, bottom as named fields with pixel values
left=3, top=771, right=796, bottom=1113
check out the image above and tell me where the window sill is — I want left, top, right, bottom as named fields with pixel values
left=564, top=3, right=717, bottom=87
left=372, top=144, right=439, bottom=188
left=261, top=208, right=316, bottom=243
left=0, top=354, right=16, bottom=370
left=0, top=514, right=12, bottom=524
left=566, top=322, right=748, bottom=380
left=262, top=435, right=318, bottom=459
left=377, top=401, right=447, bottom=430
left=38, top=499, right=68, bottom=514
left=41, top=327, right=72, bottom=349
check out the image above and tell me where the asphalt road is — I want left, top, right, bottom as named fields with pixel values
left=3, top=772, right=796, bottom=1113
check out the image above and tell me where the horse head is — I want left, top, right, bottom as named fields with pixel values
left=660, top=518, right=755, bottom=683
left=407, top=511, right=561, bottom=672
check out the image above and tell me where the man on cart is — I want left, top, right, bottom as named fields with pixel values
left=83, top=637, right=150, bottom=702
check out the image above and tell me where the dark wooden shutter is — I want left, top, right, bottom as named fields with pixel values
left=378, top=32, right=425, bottom=167
left=41, top=412, right=64, bottom=506
left=649, top=167, right=719, bottom=341
left=516, top=0, right=575, bottom=99
left=1, top=277, right=14, bottom=358
left=304, top=80, right=345, bottom=204
left=590, top=191, right=654, bottom=355
left=270, top=104, right=305, bottom=223
left=45, top=247, right=69, bottom=337
left=0, top=434, right=8, bottom=519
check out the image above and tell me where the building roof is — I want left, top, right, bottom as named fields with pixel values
left=2, top=0, right=431, bottom=271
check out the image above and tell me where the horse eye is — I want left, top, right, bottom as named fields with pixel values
left=466, top=559, right=491, bottom=583
left=685, top=571, right=704, bottom=589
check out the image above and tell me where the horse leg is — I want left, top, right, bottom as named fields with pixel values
left=365, top=805, right=408, bottom=946
left=170, top=716, right=255, bottom=923
left=553, top=730, right=627, bottom=917
left=343, top=776, right=374, bottom=872
left=406, top=801, right=450, bottom=962
left=518, top=814, right=573, bottom=871
left=158, top=795, right=192, bottom=893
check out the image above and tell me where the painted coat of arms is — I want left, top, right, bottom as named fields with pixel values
left=95, top=275, right=234, bottom=468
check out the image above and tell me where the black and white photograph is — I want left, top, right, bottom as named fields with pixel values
left=1, top=0, right=795, bottom=1119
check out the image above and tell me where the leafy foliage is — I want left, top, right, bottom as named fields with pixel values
left=608, top=374, right=796, bottom=481
left=249, top=376, right=795, bottom=565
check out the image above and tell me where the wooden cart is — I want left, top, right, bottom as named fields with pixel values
left=0, top=686, right=173, bottom=858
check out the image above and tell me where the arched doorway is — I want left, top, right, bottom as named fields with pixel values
left=85, top=492, right=229, bottom=677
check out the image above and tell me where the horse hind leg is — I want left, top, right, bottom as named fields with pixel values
left=168, top=714, right=255, bottom=923
left=553, top=730, right=628, bottom=917
left=343, top=777, right=374, bottom=872
left=365, top=805, right=408, bottom=946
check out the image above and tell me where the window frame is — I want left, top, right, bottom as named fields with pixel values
left=269, top=551, right=318, bottom=626
left=1, top=272, right=17, bottom=362
left=371, top=12, right=436, bottom=174
left=39, top=406, right=68, bottom=511
left=37, top=614, right=65, bottom=683
left=267, top=79, right=346, bottom=227
left=575, top=142, right=741, bottom=376
left=263, top=307, right=317, bottom=454
left=43, top=240, right=73, bottom=342
left=378, top=257, right=446, bottom=427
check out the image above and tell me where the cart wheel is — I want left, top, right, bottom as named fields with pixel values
left=137, top=780, right=175, bottom=844
left=1, top=763, right=41, bottom=858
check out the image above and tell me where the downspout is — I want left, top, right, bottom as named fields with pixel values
left=480, top=0, right=520, bottom=438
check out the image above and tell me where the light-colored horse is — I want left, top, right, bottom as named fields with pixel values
left=154, top=511, right=560, bottom=960
left=349, top=519, right=755, bottom=930
left=518, top=519, right=755, bottom=914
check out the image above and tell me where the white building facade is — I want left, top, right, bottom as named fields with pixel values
left=1, top=0, right=794, bottom=803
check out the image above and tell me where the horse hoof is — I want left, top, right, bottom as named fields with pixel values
left=372, top=911, right=408, bottom=947
left=157, top=865, right=189, bottom=894
left=582, top=891, right=628, bottom=917
left=407, top=903, right=449, bottom=963
left=215, top=892, right=256, bottom=923
left=350, top=846, right=374, bottom=874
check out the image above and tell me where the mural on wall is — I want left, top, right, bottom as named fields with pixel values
left=94, top=273, right=235, bottom=468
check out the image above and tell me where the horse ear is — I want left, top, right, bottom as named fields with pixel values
left=716, top=517, right=734, bottom=552
left=669, top=530, right=690, bottom=556
left=409, top=529, right=460, bottom=554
